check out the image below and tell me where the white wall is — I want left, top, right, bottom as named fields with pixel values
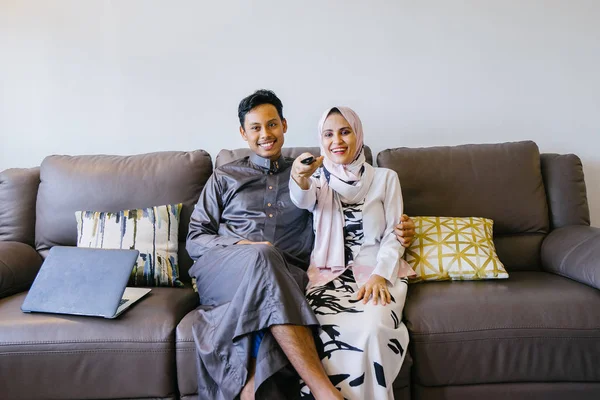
left=1, top=0, right=599, bottom=226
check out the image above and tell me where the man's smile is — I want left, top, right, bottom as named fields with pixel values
left=259, top=140, right=276, bottom=151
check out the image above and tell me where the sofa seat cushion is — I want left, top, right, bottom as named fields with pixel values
left=175, top=307, right=413, bottom=398
left=405, top=271, right=600, bottom=387
left=0, top=287, right=198, bottom=400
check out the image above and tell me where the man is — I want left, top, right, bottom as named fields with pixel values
left=187, top=89, right=415, bottom=400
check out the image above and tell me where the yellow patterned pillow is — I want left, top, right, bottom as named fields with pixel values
left=404, top=216, right=508, bottom=282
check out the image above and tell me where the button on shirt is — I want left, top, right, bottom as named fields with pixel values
left=187, top=153, right=314, bottom=268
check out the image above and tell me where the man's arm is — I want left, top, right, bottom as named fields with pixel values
left=395, top=214, right=416, bottom=248
left=186, top=173, right=239, bottom=260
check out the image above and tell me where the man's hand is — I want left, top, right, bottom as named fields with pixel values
left=356, top=274, right=390, bottom=306
left=395, top=214, right=415, bottom=248
left=236, top=240, right=273, bottom=246
left=291, top=153, right=323, bottom=190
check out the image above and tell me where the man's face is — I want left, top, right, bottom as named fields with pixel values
left=240, top=104, right=287, bottom=161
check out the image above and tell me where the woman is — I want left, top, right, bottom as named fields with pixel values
left=289, top=106, right=412, bottom=399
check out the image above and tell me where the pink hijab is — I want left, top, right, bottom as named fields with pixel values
left=317, top=107, right=366, bottom=182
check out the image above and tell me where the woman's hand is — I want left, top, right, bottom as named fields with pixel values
left=356, top=274, right=391, bottom=306
left=291, top=153, right=323, bottom=189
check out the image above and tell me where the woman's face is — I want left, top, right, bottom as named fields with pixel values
left=321, top=112, right=358, bottom=165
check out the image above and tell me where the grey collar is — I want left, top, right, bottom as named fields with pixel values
left=249, top=153, right=287, bottom=173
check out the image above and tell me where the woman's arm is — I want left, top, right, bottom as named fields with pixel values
left=372, top=170, right=404, bottom=284
left=289, top=153, right=323, bottom=211
left=289, top=177, right=318, bottom=211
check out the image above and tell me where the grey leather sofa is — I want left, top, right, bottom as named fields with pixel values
left=0, top=141, right=598, bottom=400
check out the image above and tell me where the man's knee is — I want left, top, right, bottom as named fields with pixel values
left=245, top=244, right=285, bottom=264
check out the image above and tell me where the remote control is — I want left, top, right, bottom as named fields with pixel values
left=301, top=156, right=316, bottom=165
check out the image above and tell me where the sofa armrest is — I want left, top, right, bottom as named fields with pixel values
left=0, top=167, right=40, bottom=246
left=541, top=225, right=600, bottom=290
left=540, top=154, right=590, bottom=229
left=0, top=241, right=42, bottom=298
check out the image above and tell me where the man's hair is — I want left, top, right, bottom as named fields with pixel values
left=238, top=89, right=284, bottom=128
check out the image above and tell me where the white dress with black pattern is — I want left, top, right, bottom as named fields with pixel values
left=300, top=201, right=409, bottom=400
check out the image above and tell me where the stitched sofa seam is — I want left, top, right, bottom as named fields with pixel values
left=0, top=339, right=172, bottom=345
left=409, top=326, right=600, bottom=335
left=0, top=349, right=173, bottom=355
left=412, top=335, right=600, bottom=344
left=413, top=380, right=600, bottom=388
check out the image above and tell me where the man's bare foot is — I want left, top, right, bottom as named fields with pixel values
left=240, top=358, right=256, bottom=400
left=240, top=377, right=255, bottom=400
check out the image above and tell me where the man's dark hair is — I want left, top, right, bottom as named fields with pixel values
left=238, top=89, right=284, bottom=127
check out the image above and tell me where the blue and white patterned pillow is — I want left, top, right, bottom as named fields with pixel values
left=75, top=204, right=183, bottom=287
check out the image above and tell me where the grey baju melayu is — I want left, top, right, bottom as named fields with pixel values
left=186, top=153, right=319, bottom=400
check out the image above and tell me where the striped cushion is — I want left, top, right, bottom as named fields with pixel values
left=75, top=204, right=183, bottom=287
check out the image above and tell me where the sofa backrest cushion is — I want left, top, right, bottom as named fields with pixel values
left=35, top=151, right=212, bottom=282
left=541, top=153, right=590, bottom=229
left=377, top=141, right=549, bottom=271
left=215, top=146, right=373, bottom=168
left=0, top=167, right=40, bottom=246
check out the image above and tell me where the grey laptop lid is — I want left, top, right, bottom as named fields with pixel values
left=22, top=246, right=140, bottom=318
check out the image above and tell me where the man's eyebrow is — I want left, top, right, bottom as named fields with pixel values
left=248, top=119, right=278, bottom=125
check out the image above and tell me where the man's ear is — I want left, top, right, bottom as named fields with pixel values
left=239, top=126, right=248, bottom=141
left=282, top=118, right=288, bottom=134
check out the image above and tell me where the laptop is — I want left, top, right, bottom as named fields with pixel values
left=22, top=246, right=151, bottom=318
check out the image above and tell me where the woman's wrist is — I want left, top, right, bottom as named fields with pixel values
left=292, top=174, right=310, bottom=190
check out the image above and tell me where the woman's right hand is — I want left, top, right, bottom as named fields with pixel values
left=291, top=153, right=323, bottom=189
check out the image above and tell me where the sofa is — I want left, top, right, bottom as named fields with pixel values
left=0, top=140, right=598, bottom=400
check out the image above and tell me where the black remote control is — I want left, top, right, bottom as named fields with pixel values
left=301, top=156, right=316, bottom=165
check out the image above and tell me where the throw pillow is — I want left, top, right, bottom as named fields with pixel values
left=75, top=204, right=183, bottom=287
left=404, top=216, right=508, bottom=282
